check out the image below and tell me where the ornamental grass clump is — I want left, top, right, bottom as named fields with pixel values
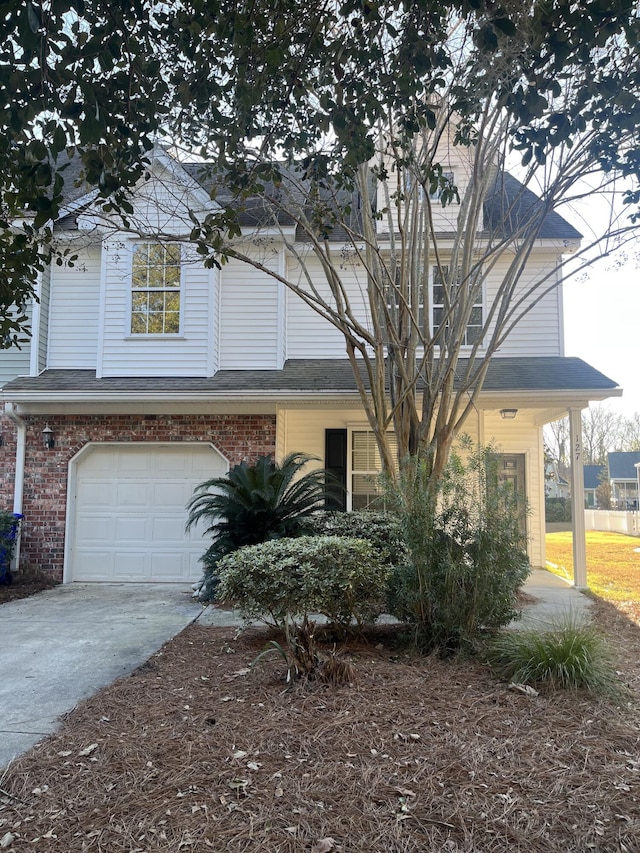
left=485, top=618, right=621, bottom=695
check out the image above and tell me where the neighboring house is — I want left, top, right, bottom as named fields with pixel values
left=0, top=150, right=620, bottom=583
left=545, top=461, right=570, bottom=500
left=607, top=452, right=640, bottom=510
left=583, top=464, right=607, bottom=508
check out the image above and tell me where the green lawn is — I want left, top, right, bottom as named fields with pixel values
left=546, top=531, right=640, bottom=601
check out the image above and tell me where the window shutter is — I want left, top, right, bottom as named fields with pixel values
left=325, top=429, right=347, bottom=511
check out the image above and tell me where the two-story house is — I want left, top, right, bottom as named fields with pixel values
left=0, top=149, right=620, bottom=585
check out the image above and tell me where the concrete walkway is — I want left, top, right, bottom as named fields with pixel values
left=0, top=569, right=591, bottom=771
left=516, top=567, right=593, bottom=630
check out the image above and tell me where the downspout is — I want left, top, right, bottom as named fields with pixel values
left=5, top=402, right=26, bottom=569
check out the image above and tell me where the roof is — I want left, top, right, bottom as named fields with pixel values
left=484, top=173, right=582, bottom=241
left=54, top=152, right=580, bottom=244
left=584, top=464, right=606, bottom=490
left=607, top=451, right=640, bottom=480
left=2, top=357, right=618, bottom=398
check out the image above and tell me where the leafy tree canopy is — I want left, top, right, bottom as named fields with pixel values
left=2, top=0, right=640, bottom=344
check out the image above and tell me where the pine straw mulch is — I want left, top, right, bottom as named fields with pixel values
left=0, top=571, right=58, bottom=605
left=1, top=602, right=640, bottom=853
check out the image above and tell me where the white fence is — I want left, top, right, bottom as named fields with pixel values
left=584, top=510, right=640, bottom=536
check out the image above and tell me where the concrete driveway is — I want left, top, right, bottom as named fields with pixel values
left=0, top=583, right=204, bottom=770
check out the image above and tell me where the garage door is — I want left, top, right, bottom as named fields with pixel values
left=68, top=443, right=227, bottom=582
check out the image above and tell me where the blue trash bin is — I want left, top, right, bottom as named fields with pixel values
left=0, top=513, right=23, bottom=585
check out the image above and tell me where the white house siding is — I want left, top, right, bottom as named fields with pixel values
left=483, top=410, right=545, bottom=568
left=219, top=250, right=282, bottom=369
left=375, top=136, right=476, bottom=237
left=286, top=253, right=371, bottom=359
left=0, top=303, right=31, bottom=387
left=47, top=246, right=101, bottom=369
left=99, top=240, right=214, bottom=378
left=36, top=266, right=51, bottom=373
left=487, top=252, right=562, bottom=357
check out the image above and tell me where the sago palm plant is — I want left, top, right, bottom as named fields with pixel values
left=186, top=453, right=328, bottom=600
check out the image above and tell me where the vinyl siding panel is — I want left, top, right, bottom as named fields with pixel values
left=219, top=252, right=281, bottom=369
left=287, top=254, right=371, bottom=358
left=48, top=246, right=101, bottom=369
left=375, top=139, right=475, bottom=236
left=37, top=266, right=51, bottom=372
left=485, top=251, right=562, bottom=357
left=100, top=240, right=214, bottom=378
left=0, top=303, right=31, bottom=386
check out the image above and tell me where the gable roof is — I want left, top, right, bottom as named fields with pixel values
left=53, top=152, right=580, bottom=244
left=584, top=464, right=606, bottom=490
left=484, top=173, right=582, bottom=241
left=607, top=451, right=640, bottom=480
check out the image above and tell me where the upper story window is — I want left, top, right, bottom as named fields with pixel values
left=429, top=170, right=455, bottom=200
left=388, top=262, right=483, bottom=347
left=131, top=243, right=181, bottom=335
left=432, top=265, right=483, bottom=346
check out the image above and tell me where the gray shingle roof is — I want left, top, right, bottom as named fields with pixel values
left=2, top=357, right=618, bottom=397
left=484, top=173, right=582, bottom=241
left=55, top=154, right=580, bottom=244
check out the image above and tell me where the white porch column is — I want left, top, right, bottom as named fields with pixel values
left=569, top=407, right=587, bottom=589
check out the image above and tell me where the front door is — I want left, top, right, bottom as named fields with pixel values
left=495, top=453, right=527, bottom=535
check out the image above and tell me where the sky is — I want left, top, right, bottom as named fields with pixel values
left=563, top=253, right=639, bottom=418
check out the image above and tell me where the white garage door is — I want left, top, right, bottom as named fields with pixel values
left=69, top=443, right=227, bottom=582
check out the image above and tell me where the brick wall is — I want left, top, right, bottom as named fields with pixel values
left=15, top=413, right=277, bottom=580
left=0, top=413, right=17, bottom=511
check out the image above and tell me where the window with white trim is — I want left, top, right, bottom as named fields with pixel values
left=429, top=170, right=455, bottom=200
left=351, top=431, right=398, bottom=510
left=131, top=243, right=181, bottom=334
left=432, top=265, right=483, bottom=346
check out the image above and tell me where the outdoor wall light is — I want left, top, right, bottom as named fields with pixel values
left=500, top=408, right=518, bottom=420
left=42, top=424, right=55, bottom=449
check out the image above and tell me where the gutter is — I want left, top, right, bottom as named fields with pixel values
left=1, top=386, right=622, bottom=409
left=4, top=402, right=26, bottom=569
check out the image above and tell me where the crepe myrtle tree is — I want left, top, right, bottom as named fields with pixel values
left=3, top=0, right=640, bottom=487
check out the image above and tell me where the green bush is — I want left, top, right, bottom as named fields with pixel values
left=187, top=453, right=327, bottom=600
left=305, top=510, right=408, bottom=570
left=387, top=441, right=530, bottom=654
left=545, top=497, right=572, bottom=523
left=216, top=535, right=390, bottom=630
left=485, top=619, right=620, bottom=695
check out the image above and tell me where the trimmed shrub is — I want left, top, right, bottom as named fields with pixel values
left=216, top=535, right=390, bottom=630
left=305, top=510, right=408, bottom=570
left=545, top=497, right=572, bottom=523
left=485, top=619, right=620, bottom=695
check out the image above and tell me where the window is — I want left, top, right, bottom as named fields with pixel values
left=429, top=170, right=455, bottom=200
left=131, top=243, right=181, bottom=334
left=351, top=431, right=398, bottom=510
left=432, top=265, right=483, bottom=346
